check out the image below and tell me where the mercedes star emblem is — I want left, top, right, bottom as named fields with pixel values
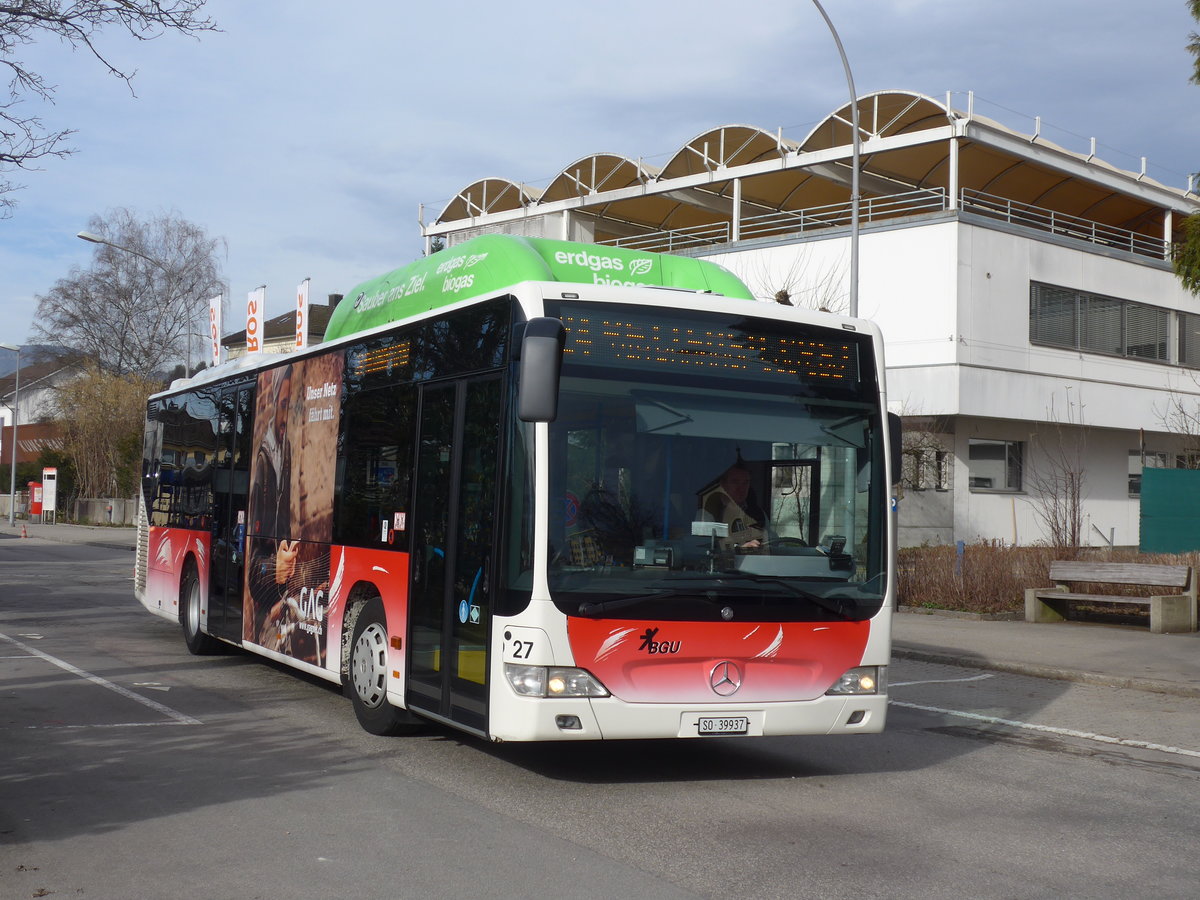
left=710, top=661, right=743, bottom=697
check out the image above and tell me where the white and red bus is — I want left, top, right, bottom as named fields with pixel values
left=136, top=235, right=900, bottom=741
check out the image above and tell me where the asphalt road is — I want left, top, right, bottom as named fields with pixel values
left=2, top=539, right=1197, bottom=899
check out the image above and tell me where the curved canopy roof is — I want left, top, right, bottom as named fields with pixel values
left=437, top=177, right=542, bottom=223
left=433, top=90, right=1197, bottom=247
left=659, top=124, right=798, bottom=179
left=540, top=154, right=660, bottom=203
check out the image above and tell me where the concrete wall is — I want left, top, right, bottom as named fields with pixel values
left=897, top=486, right=954, bottom=547
left=0, top=493, right=138, bottom=526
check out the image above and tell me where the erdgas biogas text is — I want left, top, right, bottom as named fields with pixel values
left=553, top=249, right=655, bottom=287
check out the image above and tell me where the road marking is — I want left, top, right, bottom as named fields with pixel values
left=890, top=699, right=1200, bottom=760
left=27, top=721, right=196, bottom=730
left=892, top=674, right=995, bottom=687
left=0, top=630, right=201, bottom=726
left=133, top=682, right=172, bottom=692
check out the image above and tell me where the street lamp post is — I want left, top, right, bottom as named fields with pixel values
left=810, top=0, right=860, bottom=318
left=1, top=342, right=20, bottom=527
left=77, top=230, right=162, bottom=267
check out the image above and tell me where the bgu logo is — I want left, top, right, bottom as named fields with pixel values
left=638, top=627, right=680, bottom=655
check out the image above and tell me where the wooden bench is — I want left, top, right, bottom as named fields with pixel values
left=1025, top=561, right=1198, bottom=634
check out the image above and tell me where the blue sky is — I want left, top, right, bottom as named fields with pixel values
left=1, top=0, right=1197, bottom=350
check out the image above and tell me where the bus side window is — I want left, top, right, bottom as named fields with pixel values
left=335, top=386, right=416, bottom=548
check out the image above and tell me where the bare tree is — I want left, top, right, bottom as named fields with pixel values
left=1, top=1, right=218, bottom=215
left=1157, top=388, right=1200, bottom=466
left=1027, top=393, right=1087, bottom=552
left=52, top=363, right=159, bottom=498
left=33, top=208, right=226, bottom=377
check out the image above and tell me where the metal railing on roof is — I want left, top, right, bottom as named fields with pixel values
left=599, top=189, right=945, bottom=254
left=958, top=189, right=1168, bottom=260
left=601, top=221, right=730, bottom=252
left=739, top=188, right=945, bottom=241
left=597, top=186, right=1169, bottom=260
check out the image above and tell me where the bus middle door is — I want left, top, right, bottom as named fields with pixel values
left=207, top=382, right=253, bottom=642
left=406, top=375, right=502, bottom=733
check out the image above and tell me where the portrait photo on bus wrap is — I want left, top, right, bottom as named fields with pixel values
left=244, top=353, right=344, bottom=665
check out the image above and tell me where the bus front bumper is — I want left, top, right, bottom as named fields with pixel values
left=486, top=692, right=888, bottom=742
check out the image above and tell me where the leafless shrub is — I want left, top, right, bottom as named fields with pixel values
left=899, top=543, right=1200, bottom=614
left=730, top=247, right=847, bottom=312
left=53, top=364, right=160, bottom=498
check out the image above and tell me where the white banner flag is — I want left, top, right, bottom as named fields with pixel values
left=295, top=279, right=310, bottom=350
left=246, top=286, right=265, bottom=354
left=208, top=295, right=223, bottom=367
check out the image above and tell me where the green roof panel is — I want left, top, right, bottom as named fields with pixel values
left=323, top=235, right=755, bottom=341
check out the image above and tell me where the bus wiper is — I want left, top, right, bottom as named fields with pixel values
left=576, top=590, right=716, bottom=617
left=726, top=575, right=857, bottom=620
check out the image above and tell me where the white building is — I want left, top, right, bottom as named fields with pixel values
left=420, top=90, right=1200, bottom=549
left=1, top=354, right=78, bottom=454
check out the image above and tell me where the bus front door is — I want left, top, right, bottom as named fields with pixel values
left=407, top=376, right=502, bottom=733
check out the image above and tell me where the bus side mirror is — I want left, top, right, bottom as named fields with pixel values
left=887, top=412, right=902, bottom=485
left=518, top=317, right=565, bottom=422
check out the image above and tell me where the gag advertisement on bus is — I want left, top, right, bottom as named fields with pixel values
left=245, top=353, right=344, bottom=666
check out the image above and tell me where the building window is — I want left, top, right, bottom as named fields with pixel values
left=1175, top=452, right=1200, bottom=470
left=1179, top=312, right=1200, bottom=367
left=968, top=439, right=1022, bottom=491
left=1129, top=450, right=1167, bottom=496
left=902, top=451, right=920, bottom=491
left=903, top=449, right=928, bottom=491
left=1030, top=282, right=1169, bottom=362
left=903, top=448, right=952, bottom=492
left=934, top=450, right=951, bottom=491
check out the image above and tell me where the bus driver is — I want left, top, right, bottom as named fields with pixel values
left=702, top=462, right=767, bottom=552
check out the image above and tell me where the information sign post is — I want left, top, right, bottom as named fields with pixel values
left=42, top=467, right=57, bottom=525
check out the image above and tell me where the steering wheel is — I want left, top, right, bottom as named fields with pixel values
left=755, top=537, right=809, bottom=556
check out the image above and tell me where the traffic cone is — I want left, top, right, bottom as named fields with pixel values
left=20, top=524, right=28, bottom=538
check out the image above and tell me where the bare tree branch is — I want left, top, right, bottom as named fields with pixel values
left=1, top=2, right=218, bottom=215
left=725, top=247, right=849, bottom=313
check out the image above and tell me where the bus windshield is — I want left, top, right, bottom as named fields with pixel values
left=539, top=302, right=889, bottom=624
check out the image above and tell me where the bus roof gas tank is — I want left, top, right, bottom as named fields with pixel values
left=323, top=235, right=755, bottom=342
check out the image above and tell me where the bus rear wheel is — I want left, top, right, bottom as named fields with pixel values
left=180, top=563, right=222, bottom=655
left=347, top=598, right=421, bottom=736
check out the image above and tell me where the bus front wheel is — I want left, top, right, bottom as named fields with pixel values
left=347, top=598, right=421, bottom=736
left=180, top=563, right=221, bottom=655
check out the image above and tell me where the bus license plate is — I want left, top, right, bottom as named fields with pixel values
left=698, top=716, right=749, bottom=736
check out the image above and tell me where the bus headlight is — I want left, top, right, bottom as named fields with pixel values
left=825, top=666, right=887, bottom=695
left=504, top=664, right=610, bottom=698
